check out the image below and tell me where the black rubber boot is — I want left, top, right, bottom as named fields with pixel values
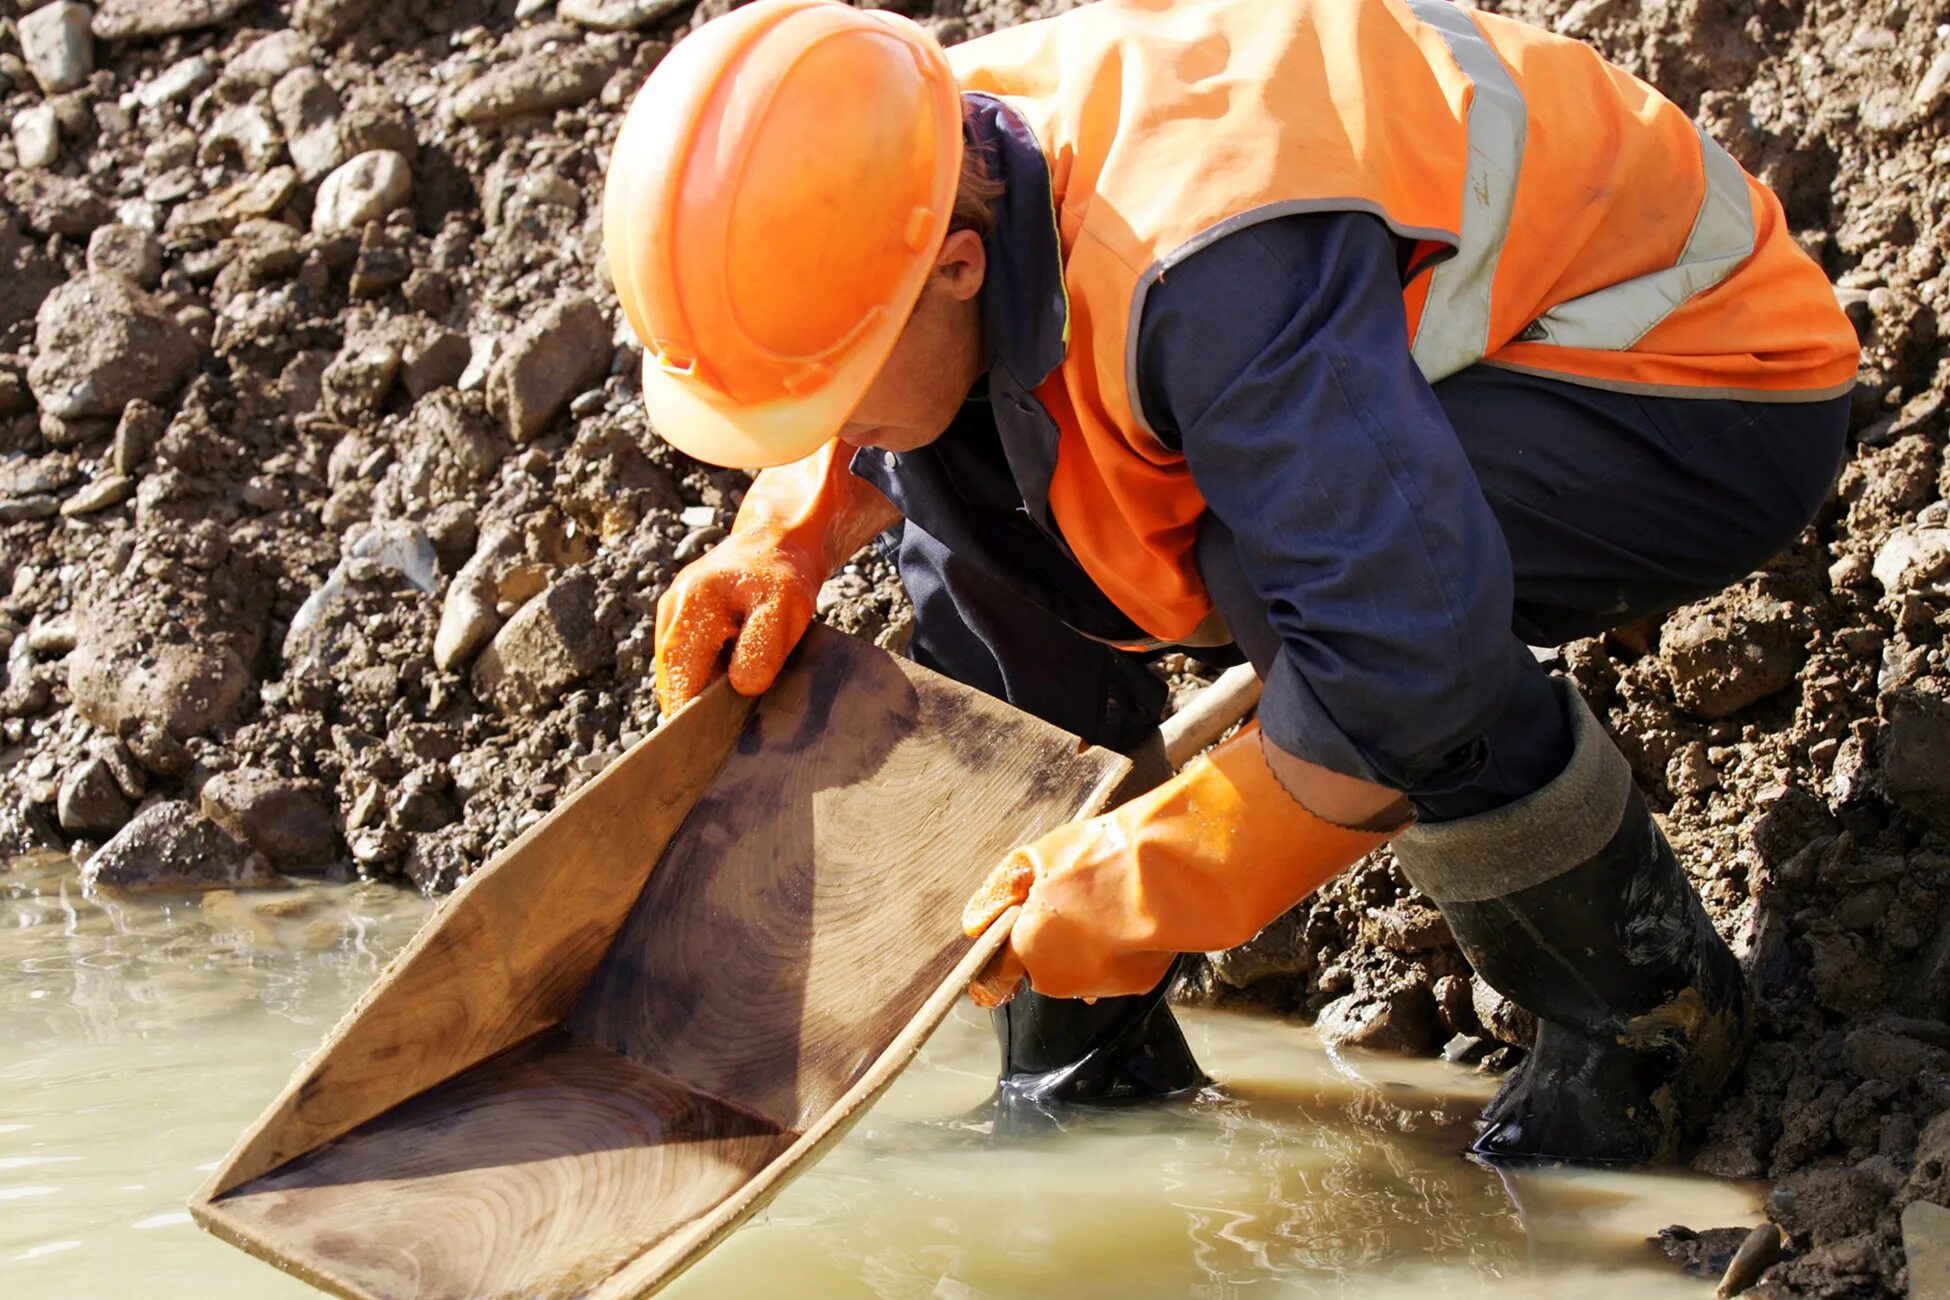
left=989, top=956, right=1207, bottom=1122
left=1394, top=679, right=1752, bottom=1165
left=1441, top=786, right=1752, bottom=1163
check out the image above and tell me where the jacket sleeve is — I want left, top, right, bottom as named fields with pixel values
left=1134, top=212, right=1514, bottom=793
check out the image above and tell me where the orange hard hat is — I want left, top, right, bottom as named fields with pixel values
left=603, top=0, right=964, bottom=469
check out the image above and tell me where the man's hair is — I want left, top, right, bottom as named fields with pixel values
left=949, top=131, right=1006, bottom=239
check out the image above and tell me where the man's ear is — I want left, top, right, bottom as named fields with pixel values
left=936, top=228, right=988, bottom=300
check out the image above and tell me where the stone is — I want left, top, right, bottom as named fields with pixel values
left=1768, top=1166, right=1890, bottom=1247
left=322, top=338, right=402, bottom=418
left=1751, top=785, right=1839, bottom=866
left=1872, top=527, right=1950, bottom=596
left=1663, top=591, right=1810, bottom=719
left=81, top=802, right=276, bottom=891
left=0, top=454, right=82, bottom=499
left=59, top=474, right=135, bottom=517
left=200, top=768, right=339, bottom=868
left=1315, top=979, right=1442, bottom=1054
left=1903, top=1202, right=1950, bottom=1300
left=434, top=584, right=502, bottom=672
left=1713, top=1223, right=1782, bottom=1297
left=1473, top=975, right=1537, bottom=1047
left=0, top=496, right=60, bottom=523
left=401, top=327, right=471, bottom=398
left=1203, top=905, right=1313, bottom=989
left=138, top=55, right=215, bottom=108
left=224, top=29, right=309, bottom=90
left=27, top=273, right=200, bottom=420
left=86, top=224, right=164, bottom=289
left=13, top=105, right=61, bottom=170
left=1357, top=901, right=1452, bottom=953
left=472, top=572, right=614, bottom=714
left=20, top=2, right=95, bottom=95
left=292, top=0, right=385, bottom=43
left=2, top=172, right=113, bottom=237
left=559, top=0, right=690, bottom=30
left=313, top=150, right=412, bottom=236
left=272, top=67, right=345, bottom=181
left=453, top=47, right=615, bottom=125
left=199, top=102, right=283, bottom=172
left=57, top=754, right=132, bottom=837
left=112, top=400, right=161, bottom=474
left=1845, top=1025, right=1950, bottom=1088
left=69, top=570, right=260, bottom=740
left=487, top=295, right=610, bottom=442
left=91, top=0, right=255, bottom=41
left=164, top=167, right=300, bottom=240
left=1880, top=689, right=1950, bottom=831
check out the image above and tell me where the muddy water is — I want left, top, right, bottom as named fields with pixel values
left=3, top=854, right=1757, bottom=1299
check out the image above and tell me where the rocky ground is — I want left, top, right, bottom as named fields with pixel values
left=0, top=0, right=1944, bottom=1295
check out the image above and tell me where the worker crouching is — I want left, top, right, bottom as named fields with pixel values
left=606, top=0, right=1857, bottom=1165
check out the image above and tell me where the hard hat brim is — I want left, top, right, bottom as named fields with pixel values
left=635, top=312, right=895, bottom=470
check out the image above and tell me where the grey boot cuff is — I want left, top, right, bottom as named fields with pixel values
left=1391, top=678, right=1633, bottom=904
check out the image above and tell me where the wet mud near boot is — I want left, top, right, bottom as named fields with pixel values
left=2, top=856, right=1759, bottom=1299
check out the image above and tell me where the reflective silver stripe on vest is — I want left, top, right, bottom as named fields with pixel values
left=1404, top=0, right=1528, bottom=383
left=1523, top=127, right=1757, bottom=350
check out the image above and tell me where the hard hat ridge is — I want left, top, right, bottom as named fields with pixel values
left=603, top=0, right=964, bottom=469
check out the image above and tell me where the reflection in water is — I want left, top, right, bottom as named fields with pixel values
left=2, top=853, right=1756, bottom=1299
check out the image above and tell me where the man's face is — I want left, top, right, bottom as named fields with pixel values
left=838, top=229, right=988, bottom=455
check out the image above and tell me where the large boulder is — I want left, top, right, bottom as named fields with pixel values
left=27, top=273, right=199, bottom=420
left=81, top=802, right=277, bottom=892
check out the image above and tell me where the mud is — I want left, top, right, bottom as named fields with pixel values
left=0, top=0, right=1943, bottom=1294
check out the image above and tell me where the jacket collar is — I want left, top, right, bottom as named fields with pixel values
left=964, top=93, right=1069, bottom=392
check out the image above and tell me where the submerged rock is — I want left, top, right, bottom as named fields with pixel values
left=81, top=802, right=277, bottom=891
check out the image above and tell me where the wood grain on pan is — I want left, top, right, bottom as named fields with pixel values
left=195, top=626, right=1131, bottom=1300
left=198, top=680, right=757, bottom=1198
left=569, top=626, right=1130, bottom=1131
left=206, top=1033, right=794, bottom=1300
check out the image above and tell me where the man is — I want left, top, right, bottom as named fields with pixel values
left=604, top=0, right=1856, bottom=1163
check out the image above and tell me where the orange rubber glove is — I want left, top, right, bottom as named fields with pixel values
left=962, top=723, right=1410, bottom=1006
left=654, top=440, right=900, bottom=715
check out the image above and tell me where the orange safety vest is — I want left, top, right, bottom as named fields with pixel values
left=945, top=0, right=1859, bottom=643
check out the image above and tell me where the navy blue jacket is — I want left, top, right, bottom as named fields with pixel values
left=853, top=100, right=1516, bottom=793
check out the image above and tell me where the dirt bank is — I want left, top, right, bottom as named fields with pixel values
left=0, top=1, right=1944, bottom=1294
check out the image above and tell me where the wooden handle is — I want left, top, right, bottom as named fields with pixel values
left=1160, top=663, right=1262, bottom=769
